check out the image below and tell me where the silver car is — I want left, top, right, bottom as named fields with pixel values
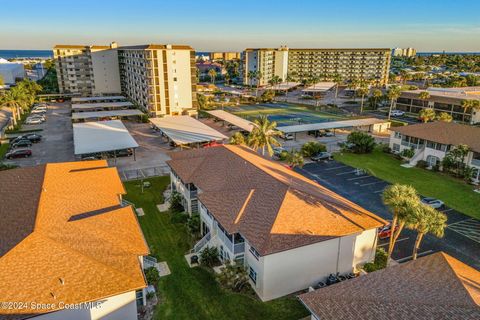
left=421, top=197, right=445, bottom=209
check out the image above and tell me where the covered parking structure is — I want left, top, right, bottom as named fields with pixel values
left=302, top=82, right=336, bottom=96
left=71, top=109, right=144, bottom=122
left=266, top=82, right=301, bottom=92
left=72, top=101, right=134, bottom=112
left=71, top=96, right=127, bottom=104
left=279, top=118, right=391, bottom=139
left=149, top=115, right=227, bottom=147
left=206, top=110, right=256, bottom=132
left=73, top=120, right=139, bottom=160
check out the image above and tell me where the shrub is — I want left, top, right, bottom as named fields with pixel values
left=377, top=143, right=391, bottom=153
left=145, top=267, right=160, bottom=287
left=217, top=261, right=250, bottom=293
left=416, top=160, right=428, bottom=169
left=169, top=191, right=184, bottom=213
left=346, top=131, right=376, bottom=154
left=170, top=212, right=188, bottom=224
left=200, top=246, right=219, bottom=267
left=278, top=150, right=289, bottom=161
left=400, top=148, right=415, bottom=159
left=363, top=247, right=388, bottom=272
left=301, top=141, right=326, bottom=157
left=187, top=214, right=201, bottom=236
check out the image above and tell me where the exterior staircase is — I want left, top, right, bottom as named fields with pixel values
left=401, top=146, right=425, bottom=168
left=192, top=232, right=216, bottom=254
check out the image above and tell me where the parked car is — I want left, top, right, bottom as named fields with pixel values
left=272, top=147, right=285, bottom=159
left=320, top=129, right=334, bottom=137
left=30, top=110, right=46, bottom=116
left=5, top=149, right=32, bottom=159
left=421, top=197, right=445, bottom=209
left=108, top=149, right=134, bottom=157
left=25, top=118, right=44, bottom=125
left=33, top=105, right=47, bottom=111
left=311, top=152, right=333, bottom=162
left=27, top=115, right=46, bottom=123
left=81, top=153, right=102, bottom=160
left=11, top=134, right=42, bottom=144
left=378, top=223, right=398, bottom=239
left=338, top=141, right=355, bottom=150
left=11, top=139, right=33, bottom=148
left=391, top=110, right=405, bottom=117
left=281, top=133, right=294, bottom=140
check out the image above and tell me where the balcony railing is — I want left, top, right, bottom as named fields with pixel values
left=216, top=225, right=245, bottom=255
left=471, top=159, right=480, bottom=168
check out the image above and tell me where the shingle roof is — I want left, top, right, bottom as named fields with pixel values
left=299, top=252, right=480, bottom=320
left=167, top=145, right=386, bottom=256
left=0, top=161, right=149, bottom=318
left=391, top=121, right=480, bottom=153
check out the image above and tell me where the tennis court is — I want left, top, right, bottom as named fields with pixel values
left=224, top=102, right=346, bottom=127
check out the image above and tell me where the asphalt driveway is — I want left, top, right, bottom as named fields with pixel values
left=295, top=160, right=480, bottom=270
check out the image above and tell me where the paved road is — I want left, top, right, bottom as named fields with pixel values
left=295, top=160, right=480, bottom=270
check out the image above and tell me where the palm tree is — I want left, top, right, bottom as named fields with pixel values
left=461, top=99, right=480, bottom=123
left=255, top=71, right=263, bottom=98
left=382, top=184, right=420, bottom=261
left=372, top=89, right=383, bottom=110
left=0, top=90, right=21, bottom=127
left=436, top=112, right=453, bottom=122
left=229, top=132, right=246, bottom=145
left=408, top=204, right=447, bottom=260
left=247, top=70, right=256, bottom=88
left=419, top=108, right=436, bottom=123
left=418, top=91, right=431, bottom=109
left=247, top=115, right=281, bottom=156
left=387, top=86, right=401, bottom=120
left=332, top=74, right=342, bottom=104
left=208, top=69, right=217, bottom=84
left=224, top=73, right=230, bottom=85
left=285, top=149, right=304, bottom=168
left=357, top=85, right=369, bottom=114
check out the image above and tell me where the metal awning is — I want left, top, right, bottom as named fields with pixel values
left=71, top=109, right=143, bottom=120
left=71, top=96, right=126, bottom=103
left=71, top=101, right=134, bottom=111
left=73, top=120, right=139, bottom=155
left=279, top=118, right=389, bottom=133
left=206, top=110, right=256, bottom=132
left=149, top=116, right=227, bottom=145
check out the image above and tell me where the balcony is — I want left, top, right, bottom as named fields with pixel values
left=471, top=158, right=480, bottom=168
left=216, top=224, right=245, bottom=255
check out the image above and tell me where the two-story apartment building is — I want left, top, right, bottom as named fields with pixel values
left=0, top=161, right=149, bottom=320
left=167, top=145, right=386, bottom=301
left=389, top=121, right=480, bottom=181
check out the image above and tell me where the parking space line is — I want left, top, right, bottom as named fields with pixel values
left=440, top=208, right=453, bottom=213
left=448, top=218, right=475, bottom=227
left=396, top=250, right=433, bottom=263
left=336, top=170, right=358, bottom=176
left=324, top=165, right=348, bottom=171
left=346, top=175, right=371, bottom=181
left=359, top=181, right=384, bottom=187
left=374, top=188, right=386, bottom=193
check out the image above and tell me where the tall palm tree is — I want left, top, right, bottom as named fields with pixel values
left=419, top=108, right=436, bottom=123
left=255, top=71, right=263, bottom=98
left=418, top=91, right=431, bottom=109
left=372, top=89, right=383, bottom=110
left=247, top=70, right=256, bottom=88
left=461, top=99, right=480, bottom=123
left=208, top=69, right=217, bottom=84
left=387, top=86, right=401, bottom=120
left=0, top=91, right=21, bottom=127
left=436, top=112, right=453, bottom=122
left=357, top=85, right=369, bottom=114
left=408, top=204, right=447, bottom=260
left=332, top=74, right=342, bottom=104
left=247, top=115, right=281, bottom=156
left=382, top=184, right=420, bottom=260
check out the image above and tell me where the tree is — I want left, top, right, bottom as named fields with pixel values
left=346, top=131, right=376, bottom=153
left=461, top=99, right=480, bottom=123
left=382, top=184, right=420, bottom=261
left=247, top=70, right=256, bottom=87
left=418, top=91, right=430, bottom=109
left=145, top=267, right=160, bottom=288
left=255, top=71, right=263, bottom=98
left=229, top=132, right=246, bottom=145
left=247, top=115, right=281, bottom=156
left=418, top=108, right=436, bottom=123
left=356, top=86, right=369, bottom=114
left=387, top=86, right=401, bottom=119
left=332, top=74, right=342, bottom=104
left=443, top=144, right=470, bottom=177
left=301, top=141, right=326, bottom=157
left=260, top=89, right=275, bottom=102
left=372, top=89, right=383, bottom=110
left=436, top=112, right=453, bottom=122
left=285, top=149, right=304, bottom=168
left=216, top=261, right=250, bottom=293
left=224, top=72, right=230, bottom=85
left=208, top=69, right=217, bottom=84
left=169, top=191, right=184, bottom=213
left=408, top=204, right=447, bottom=260
left=200, top=246, right=219, bottom=267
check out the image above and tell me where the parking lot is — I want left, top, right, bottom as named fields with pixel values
left=4, top=102, right=75, bottom=166
left=296, top=160, right=480, bottom=270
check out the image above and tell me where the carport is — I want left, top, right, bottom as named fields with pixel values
left=71, top=109, right=144, bottom=122
left=71, top=96, right=127, bottom=104
left=279, top=118, right=391, bottom=140
left=73, top=120, right=139, bottom=161
left=206, top=110, right=256, bottom=132
left=149, top=115, right=227, bottom=147
left=71, top=101, right=134, bottom=111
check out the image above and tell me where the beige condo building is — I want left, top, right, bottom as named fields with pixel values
left=242, top=47, right=391, bottom=86
left=54, top=42, right=121, bottom=96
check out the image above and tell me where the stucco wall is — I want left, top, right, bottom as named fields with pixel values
left=91, top=49, right=121, bottom=95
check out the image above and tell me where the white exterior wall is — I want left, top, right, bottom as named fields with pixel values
left=274, top=50, right=289, bottom=82
left=247, top=229, right=378, bottom=301
left=165, top=49, right=193, bottom=115
left=91, top=49, right=121, bottom=95
left=170, top=171, right=192, bottom=214
left=0, top=63, right=25, bottom=84
left=31, top=291, right=138, bottom=320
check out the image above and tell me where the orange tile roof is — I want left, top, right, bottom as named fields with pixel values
left=167, top=145, right=386, bottom=255
left=299, top=252, right=480, bottom=319
left=0, top=161, right=148, bottom=318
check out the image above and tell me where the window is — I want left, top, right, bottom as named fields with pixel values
left=392, top=143, right=400, bottom=152
left=249, top=246, right=260, bottom=260
left=394, top=132, right=402, bottom=139
left=249, top=266, right=257, bottom=284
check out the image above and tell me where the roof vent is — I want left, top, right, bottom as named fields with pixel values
left=59, top=277, right=65, bottom=285
left=50, top=292, right=56, bottom=299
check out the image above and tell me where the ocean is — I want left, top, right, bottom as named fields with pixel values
left=0, top=50, right=53, bottom=59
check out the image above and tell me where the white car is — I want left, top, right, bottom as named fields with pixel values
left=27, top=115, right=45, bottom=122
left=31, top=109, right=46, bottom=114
left=391, top=110, right=405, bottom=117
left=25, top=118, right=43, bottom=125
left=421, top=197, right=445, bottom=209
left=281, top=133, right=294, bottom=140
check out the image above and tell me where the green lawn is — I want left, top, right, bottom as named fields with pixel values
left=334, top=149, right=480, bottom=220
left=123, top=177, right=308, bottom=320
left=0, top=143, right=9, bottom=159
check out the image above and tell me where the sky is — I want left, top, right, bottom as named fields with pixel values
left=1, top=0, right=480, bottom=52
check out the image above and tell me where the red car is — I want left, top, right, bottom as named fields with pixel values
left=378, top=224, right=398, bottom=239
left=5, top=149, right=32, bottom=159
